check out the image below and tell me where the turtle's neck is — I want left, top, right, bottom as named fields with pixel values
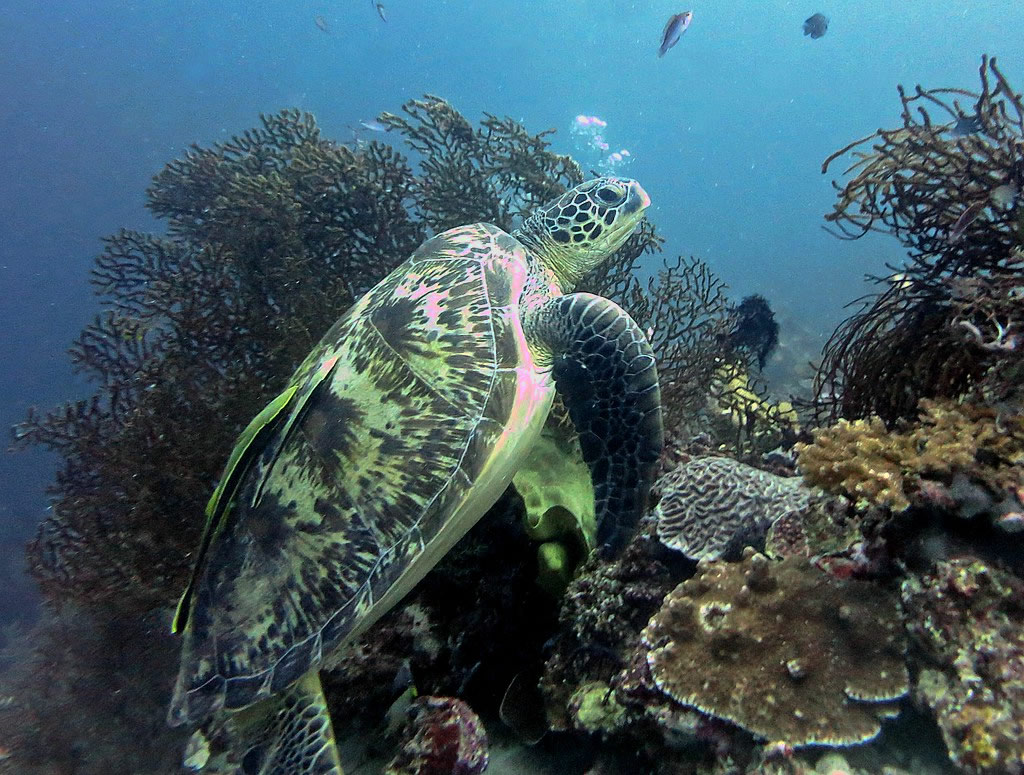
left=512, top=220, right=583, bottom=293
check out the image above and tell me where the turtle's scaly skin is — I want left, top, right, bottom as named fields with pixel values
left=168, top=178, right=660, bottom=774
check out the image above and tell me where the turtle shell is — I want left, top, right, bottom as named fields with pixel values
left=170, top=223, right=556, bottom=725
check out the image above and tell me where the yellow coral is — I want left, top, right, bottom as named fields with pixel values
left=796, top=399, right=1024, bottom=511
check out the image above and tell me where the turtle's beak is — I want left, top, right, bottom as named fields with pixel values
left=624, top=180, right=651, bottom=215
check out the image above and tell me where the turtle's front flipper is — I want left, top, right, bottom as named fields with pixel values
left=524, top=292, right=663, bottom=556
left=221, top=671, right=343, bottom=775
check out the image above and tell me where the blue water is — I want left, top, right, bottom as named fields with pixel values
left=1, top=0, right=1022, bottom=626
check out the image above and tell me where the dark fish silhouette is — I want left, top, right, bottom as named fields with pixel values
left=314, top=15, right=329, bottom=33
left=950, top=114, right=983, bottom=137
left=803, top=13, right=828, bottom=39
left=371, top=0, right=387, bottom=22
left=658, top=11, right=692, bottom=58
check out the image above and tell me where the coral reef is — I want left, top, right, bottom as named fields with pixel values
left=901, top=558, right=1024, bottom=775
left=707, top=363, right=800, bottom=459
left=814, top=55, right=1024, bottom=423
left=11, top=99, right=657, bottom=613
left=654, top=456, right=815, bottom=561
left=7, top=92, right=802, bottom=774
left=539, top=526, right=676, bottom=733
left=384, top=696, right=488, bottom=775
left=641, top=550, right=908, bottom=747
left=796, top=399, right=1024, bottom=514
left=763, top=496, right=867, bottom=567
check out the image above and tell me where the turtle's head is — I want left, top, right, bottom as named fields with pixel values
left=514, top=177, right=651, bottom=291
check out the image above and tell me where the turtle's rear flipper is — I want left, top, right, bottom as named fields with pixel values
left=525, top=292, right=663, bottom=556
left=219, top=671, right=344, bottom=775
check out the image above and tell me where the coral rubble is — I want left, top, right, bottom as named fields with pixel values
left=902, top=558, right=1024, bottom=775
left=654, top=456, right=815, bottom=561
left=641, top=550, right=908, bottom=747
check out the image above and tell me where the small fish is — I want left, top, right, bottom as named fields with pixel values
left=314, top=15, right=329, bottom=33
left=990, top=183, right=1018, bottom=209
left=658, top=11, right=692, bottom=58
left=359, top=119, right=389, bottom=133
left=381, top=661, right=418, bottom=739
left=803, top=13, right=828, bottom=39
left=950, top=113, right=983, bottom=137
left=995, top=511, right=1024, bottom=534
left=182, top=730, right=210, bottom=771
left=372, top=0, right=387, bottom=22
left=948, top=200, right=987, bottom=244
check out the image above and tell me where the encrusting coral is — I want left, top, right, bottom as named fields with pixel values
left=654, top=456, right=816, bottom=561
left=640, top=550, right=908, bottom=748
left=814, top=55, right=1024, bottom=423
left=901, top=558, right=1024, bottom=775
left=796, top=398, right=1024, bottom=513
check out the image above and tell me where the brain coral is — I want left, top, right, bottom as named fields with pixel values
left=654, top=456, right=815, bottom=561
left=640, top=550, right=908, bottom=747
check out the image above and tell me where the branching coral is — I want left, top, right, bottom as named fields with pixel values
left=641, top=550, right=908, bottom=748
left=901, top=558, right=1024, bottom=775
left=814, top=55, right=1024, bottom=423
left=796, top=398, right=1024, bottom=512
left=654, top=456, right=815, bottom=561
left=589, top=254, right=777, bottom=449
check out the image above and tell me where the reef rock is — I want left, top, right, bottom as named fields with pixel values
left=901, top=558, right=1024, bottom=775
left=641, top=550, right=908, bottom=747
left=655, top=456, right=815, bottom=561
left=384, top=696, right=488, bottom=775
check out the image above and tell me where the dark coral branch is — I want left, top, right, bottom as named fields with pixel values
left=813, top=55, right=1024, bottom=423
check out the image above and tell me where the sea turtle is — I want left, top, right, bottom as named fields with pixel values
left=168, top=176, right=663, bottom=774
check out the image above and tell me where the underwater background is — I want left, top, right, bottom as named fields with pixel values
left=2, top=1, right=1024, bottom=773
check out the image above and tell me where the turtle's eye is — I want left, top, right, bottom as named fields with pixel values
left=596, top=183, right=627, bottom=205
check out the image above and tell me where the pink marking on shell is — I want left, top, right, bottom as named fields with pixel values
left=319, top=355, right=339, bottom=376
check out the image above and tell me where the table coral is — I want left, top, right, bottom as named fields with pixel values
left=901, top=558, right=1024, bottom=775
left=641, top=550, right=908, bottom=747
left=654, top=456, right=815, bottom=561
